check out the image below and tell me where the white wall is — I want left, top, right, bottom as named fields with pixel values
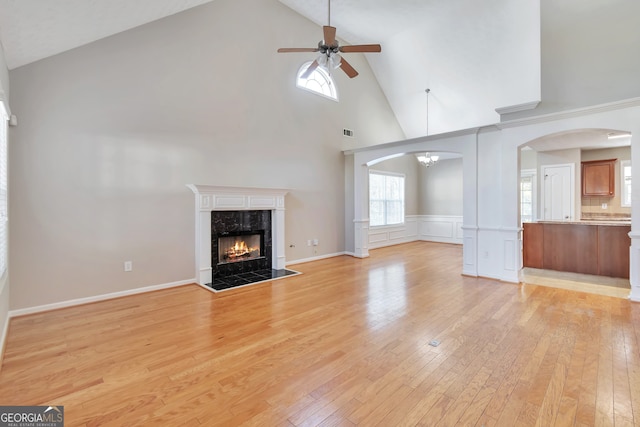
left=8, top=0, right=404, bottom=310
left=520, top=148, right=537, bottom=170
left=368, top=0, right=540, bottom=137
left=505, top=0, right=640, bottom=120
left=419, top=157, right=463, bottom=216
left=0, top=41, right=9, bottom=358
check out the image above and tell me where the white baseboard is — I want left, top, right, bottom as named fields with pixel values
left=286, top=252, right=347, bottom=266
left=8, top=278, right=196, bottom=318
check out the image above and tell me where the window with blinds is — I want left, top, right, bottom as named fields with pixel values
left=369, top=171, right=405, bottom=227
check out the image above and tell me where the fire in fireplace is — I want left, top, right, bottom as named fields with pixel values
left=218, top=231, right=264, bottom=265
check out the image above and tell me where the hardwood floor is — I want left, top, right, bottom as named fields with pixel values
left=1, top=241, right=639, bottom=426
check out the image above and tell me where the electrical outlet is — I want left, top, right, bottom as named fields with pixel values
left=313, top=239, right=319, bottom=246
left=124, top=261, right=132, bottom=272
left=601, top=202, right=608, bottom=209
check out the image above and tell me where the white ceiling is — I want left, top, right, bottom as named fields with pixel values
left=0, top=0, right=540, bottom=139
left=278, top=0, right=541, bottom=138
left=525, top=130, right=632, bottom=152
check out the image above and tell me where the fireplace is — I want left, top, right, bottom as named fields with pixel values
left=211, top=210, right=271, bottom=278
left=186, top=185, right=289, bottom=286
left=217, top=231, right=265, bottom=264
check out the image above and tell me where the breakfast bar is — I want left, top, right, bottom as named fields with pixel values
left=523, top=221, right=631, bottom=278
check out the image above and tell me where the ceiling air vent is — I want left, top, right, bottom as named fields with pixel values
left=343, top=128, right=354, bottom=138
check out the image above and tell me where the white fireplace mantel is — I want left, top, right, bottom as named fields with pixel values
left=186, top=185, right=289, bottom=285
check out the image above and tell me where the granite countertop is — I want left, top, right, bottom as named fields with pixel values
left=536, top=220, right=631, bottom=226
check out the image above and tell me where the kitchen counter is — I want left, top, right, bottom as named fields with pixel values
left=523, top=221, right=630, bottom=278
left=536, top=220, right=631, bottom=226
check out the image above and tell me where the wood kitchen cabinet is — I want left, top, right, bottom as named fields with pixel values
left=582, top=159, right=616, bottom=196
left=598, top=225, right=631, bottom=278
left=522, top=222, right=630, bottom=278
left=542, top=223, right=599, bottom=275
left=522, top=222, right=544, bottom=269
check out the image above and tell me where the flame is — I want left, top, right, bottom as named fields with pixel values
left=222, top=237, right=260, bottom=262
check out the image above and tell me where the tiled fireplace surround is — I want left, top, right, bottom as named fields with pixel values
left=212, top=210, right=271, bottom=278
left=187, top=185, right=288, bottom=285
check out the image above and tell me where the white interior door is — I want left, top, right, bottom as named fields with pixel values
left=541, top=164, right=574, bottom=221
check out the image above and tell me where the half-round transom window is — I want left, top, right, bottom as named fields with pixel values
left=296, top=61, right=338, bottom=101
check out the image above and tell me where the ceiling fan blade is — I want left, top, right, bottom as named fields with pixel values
left=323, top=26, right=337, bottom=46
left=301, top=60, right=320, bottom=79
left=277, top=47, right=319, bottom=53
left=339, top=57, right=359, bottom=78
left=339, top=44, right=382, bottom=53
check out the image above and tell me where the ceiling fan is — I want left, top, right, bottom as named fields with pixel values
left=277, top=0, right=381, bottom=79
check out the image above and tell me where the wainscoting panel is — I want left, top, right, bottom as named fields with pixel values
left=368, top=216, right=418, bottom=249
left=418, top=215, right=464, bottom=245
left=368, top=215, right=464, bottom=249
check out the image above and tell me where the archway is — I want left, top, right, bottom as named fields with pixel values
left=517, top=128, right=632, bottom=297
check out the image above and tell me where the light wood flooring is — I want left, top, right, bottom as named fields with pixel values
left=521, top=268, right=631, bottom=299
left=1, top=241, right=639, bottom=426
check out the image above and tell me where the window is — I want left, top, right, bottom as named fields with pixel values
left=621, top=160, right=631, bottom=207
left=520, top=169, right=537, bottom=224
left=369, top=171, right=405, bottom=227
left=0, top=101, right=7, bottom=278
left=296, top=61, right=338, bottom=101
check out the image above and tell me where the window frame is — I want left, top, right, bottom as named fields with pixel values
left=520, top=168, right=537, bottom=224
left=621, top=159, right=631, bottom=207
left=369, top=170, right=406, bottom=228
left=296, top=61, right=338, bottom=102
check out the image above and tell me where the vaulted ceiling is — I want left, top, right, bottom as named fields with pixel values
left=0, top=0, right=541, bottom=139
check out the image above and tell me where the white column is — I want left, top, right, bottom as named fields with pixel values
left=630, top=130, right=640, bottom=301
left=353, top=155, right=370, bottom=258
left=461, top=226, right=478, bottom=276
left=197, top=211, right=213, bottom=285
left=500, top=227, right=521, bottom=283
left=353, top=219, right=370, bottom=258
left=273, top=206, right=286, bottom=270
left=629, top=233, right=640, bottom=301
left=462, top=133, right=479, bottom=276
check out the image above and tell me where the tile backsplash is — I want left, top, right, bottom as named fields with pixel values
left=581, top=196, right=630, bottom=220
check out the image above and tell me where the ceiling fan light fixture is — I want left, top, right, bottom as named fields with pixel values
left=331, top=54, right=342, bottom=69
left=276, top=0, right=381, bottom=79
left=316, top=52, right=341, bottom=74
left=317, top=53, right=328, bottom=68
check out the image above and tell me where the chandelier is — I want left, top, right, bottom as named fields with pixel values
left=416, top=88, right=438, bottom=167
left=417, top=153, right=439, bottom=168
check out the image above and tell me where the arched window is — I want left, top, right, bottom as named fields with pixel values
left=296, top=61, right=338, bottom=101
